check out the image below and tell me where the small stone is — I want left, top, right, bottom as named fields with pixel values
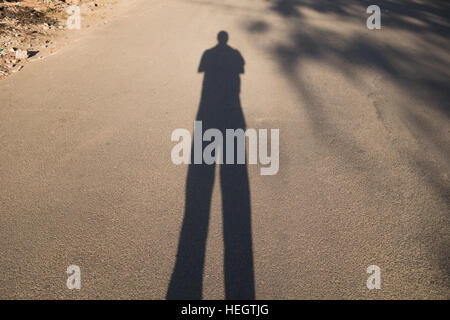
left=12, top=65, right=24, bottom=73
left=15, top=49, right=28, bottom=59
left=0, top=66, right=8, bottom=76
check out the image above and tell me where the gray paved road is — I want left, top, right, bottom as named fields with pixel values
left=0, top=0, right=449, bottom=299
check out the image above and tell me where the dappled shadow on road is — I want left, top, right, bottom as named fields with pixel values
left=167, top=31, right=255, bottom=300
left=248, top=0, right=450, bottom=280
left=258, top=1, right=450, bottom=113
left=253, top=0, right=450, bottom=190
left=269, top=0, right=450, bottom=35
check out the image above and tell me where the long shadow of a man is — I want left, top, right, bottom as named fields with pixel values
left=167, top=31, right=255, bottom=300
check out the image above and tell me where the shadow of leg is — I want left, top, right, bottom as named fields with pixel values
left=166, top=162, right=215, bottom=299
left=221, top=162, right=255, bottom=299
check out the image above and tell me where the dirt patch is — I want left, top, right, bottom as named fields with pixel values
left=0, top=0, right=121, bottom=78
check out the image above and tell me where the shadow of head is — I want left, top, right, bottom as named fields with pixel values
left=217, top=30, right=229, bottom=46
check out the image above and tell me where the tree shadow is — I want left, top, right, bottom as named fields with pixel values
left=166, top=31, right=255, bottom=300
left=254, top=0, right=450, bottom=199
left=236, top=0, right=450, bottom=204
left=251, top=0, right=450, bottom=282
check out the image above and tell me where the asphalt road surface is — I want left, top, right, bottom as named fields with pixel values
left=1, top=0, right=449, bottom=299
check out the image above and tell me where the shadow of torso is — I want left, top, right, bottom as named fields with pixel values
left=197, top=44, right=246, bottom=130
